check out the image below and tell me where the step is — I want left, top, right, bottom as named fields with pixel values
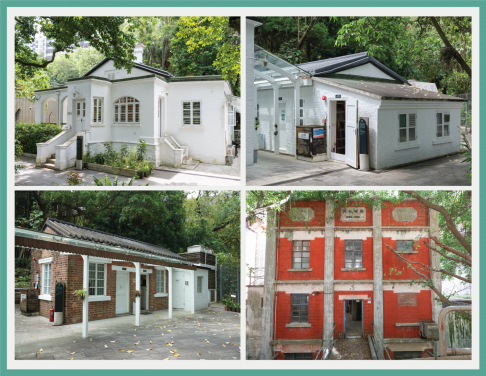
left=180, top=160, right=199, bottom=170
left=50, top=154, right=56, bottom=159
left=182, top=156, right=192, bottom=165
left=46, top=158, right=56, bottom=164
left=42, top=163, right=55, bottom=170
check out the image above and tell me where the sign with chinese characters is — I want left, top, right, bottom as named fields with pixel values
left=298, top=133, right=309, bottom=140
left=340, top=207, right=366, bottom=222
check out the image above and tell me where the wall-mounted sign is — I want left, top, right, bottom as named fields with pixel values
left=313, top=128, right=324, bottom=139
left=340, top=207, right=366, bottom=222
left=279, top=97, right=282, bottom=100
left=122, top=267, right=127, bottom=270
left=281, top=114, right=285, bottom=121
left=298, top=133, right=309, bottom=140
left=335, top=94, right=341, bottom=98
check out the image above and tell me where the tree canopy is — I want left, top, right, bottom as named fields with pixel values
left=247, top=190, right=471, bottom=305
left=15, top=190, right=240, bottom=265
left=254, top=16, right=471, bottom=95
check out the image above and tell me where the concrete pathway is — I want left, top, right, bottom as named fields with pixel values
left=15, top=304, right=241, bottom=361
left=15, top=156, right=240, bottom=187
left=330, top=338, right=372, bottom=360
left=247, top=151, right=470, bottom=186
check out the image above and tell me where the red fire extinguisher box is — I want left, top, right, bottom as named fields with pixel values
left=49, top=308, right=55, bottom=322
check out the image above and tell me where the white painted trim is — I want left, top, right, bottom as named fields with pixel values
left=285, top=323, right=311, bottom=328
left=112, top=265, right=152, bottom=274
left=88, top=295, right=112, bottom=302
left=341, top=268, right=366, bottom=271
left=154, top=293, right=168, bottom=298
left=89, top=257, right=112, bottom=264
left=287, top=268, right=313, bottom=272
left=89, top=262, right=108, bottom=297
left=334, top=283, right=373, bottom=291
left=38, top=257, right=54, bottom=264
left=38, top=294, right=52, bottom=301
left=395, top=142, right=420, bottom=151
left=396, top=323, right=420, bottom=327
left=432, top=138, right=453, bottom=145
left=338, top=295, right=369, bottom=300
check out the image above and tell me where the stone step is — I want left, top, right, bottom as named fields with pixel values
left=46, top=158, right=56, bottom=164
left=182, top=156, right=192, bottom=165
left=180, top=160, right=199, bottom=170
left=50, top=154, right=56, bottom=159
left=42, top=163, right=55, bottom=170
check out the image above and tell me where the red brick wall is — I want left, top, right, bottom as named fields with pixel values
left=277, top=237, right=325, bottom=280
left=382, top=201, right=428, bottom=227
left=149, top=270, right=169, bottom=311
left=334, top=204, right=372, bottom=227
left=334, top=236, right=373, bottom=280
left=334, top=291, right=374, bottom=339
left=274, top=291, right=323, bottom=340
left=279, top=201, right=326, bottom=227
left=382, top=236, right=430, bottom=280
left=383, top=290, right=432, bottom=338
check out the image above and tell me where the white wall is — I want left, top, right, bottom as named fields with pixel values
left=377, top=101, right=463, bottom=170
left=166, top=80, right=227, bottom=165
left=194, top=269, right=210, bottom=310
left=337, top=63, right=395, bottom=81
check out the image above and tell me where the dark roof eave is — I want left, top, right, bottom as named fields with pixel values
left=381, top=96, right=466, bottom=102
left=82, top=57, right=173, bottom=79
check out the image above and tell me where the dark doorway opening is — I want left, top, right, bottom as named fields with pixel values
left=344, top=299, right=363, bottom=338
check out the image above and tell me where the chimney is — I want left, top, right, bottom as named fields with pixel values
left=133, top=43, right=145, bottom=64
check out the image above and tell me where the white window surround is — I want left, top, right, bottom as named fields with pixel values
left=41, top=261, right=52, bottom=296
left=435, top=111, right=451, bottom=139
left=88, top=262, right=107, bottom=297
left=92, top=97, right=103, bottom=125
left=88, top=295, right=112, bottom=302
left=38, top=294, right=52, bottom=301
left=154, top=293, right=168, bottom=298
left=39, top=257, right=54, bottom=264
left=182, top=100, right=202, bottom=126
left=156, top=269, right=165, bottom=294
left=398, top=112, right=417, bottom=144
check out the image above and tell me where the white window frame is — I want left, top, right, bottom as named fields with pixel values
left=38, top=257, right=53, bottom=300
left=299, top=99, right=305, bottom=126
left=228, top=104, right=235, bottom=127
left=92, top=97, right=103, bottom=125
left=398, top=112, right=417, bottom=144
left=156, top=269, right=166, bottom=295
left=197, top=276, right=203, bottom=294
left=87, top=262, right=111, bottom=302
left=436, top=111, right=451, bottom=139
left=114, top=96, right=140, bottom=124
left=256, top=103, right=260, bottom=119
left=182, top=100, right=202, bottom=126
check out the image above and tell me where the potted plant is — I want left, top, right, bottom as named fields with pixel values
left=134, top=290, right=141, bottom=298
left=234, top=303, right=240, bottom=313
left=72, top=287, right=88, bottom=301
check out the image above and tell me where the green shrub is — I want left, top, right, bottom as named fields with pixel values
left=15, top=123, right=63, bottom=154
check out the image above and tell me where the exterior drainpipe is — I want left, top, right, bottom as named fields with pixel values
left=167, top=267, right=173, bottom=319
left=134, top=262, right=141, bottom=326
left=81, top=255, right=89, bottom=338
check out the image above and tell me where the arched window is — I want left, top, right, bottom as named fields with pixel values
left=114, top=97, right=140, bottom=123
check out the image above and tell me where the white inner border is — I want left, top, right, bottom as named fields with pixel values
left=7, top=5, right=479, bottom=372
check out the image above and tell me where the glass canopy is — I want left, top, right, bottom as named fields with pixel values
left=254, top=45, right=308, bottom=87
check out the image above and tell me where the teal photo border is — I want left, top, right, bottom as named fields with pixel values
left=1, top=0, right=482, bottom=374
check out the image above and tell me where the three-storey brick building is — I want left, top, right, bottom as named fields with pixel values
left=259, top=199, right=441, bottom=360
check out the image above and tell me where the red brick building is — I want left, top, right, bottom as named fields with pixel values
left=29, top=218, right=217, bottom=325
left=259, top=199, right=441, bottom=360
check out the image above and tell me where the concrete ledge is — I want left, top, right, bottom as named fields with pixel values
left=394, top=142, right=420, bottom=151
left=383, top=338, right=431, bottom=343
left=341, top=268, right=366, bottom=271
left=395, top=323, right=420, bottom=327
left=432, top=138, right=453, bottom=145
left=398, top=251, right=419, bottom=254
left=287, top=268, right=313, bottom=272
left=270, top=339, right=322, bottom=345
left=22, top=153, right=37, bottom=158
left=88, top=295, right=112, bottom=302
left=285, top=322, right=311, bottom=328
left=275, top=280, right=324, bottom=284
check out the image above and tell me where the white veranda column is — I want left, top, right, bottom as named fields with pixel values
left=189, top=270, right=195, bottom=314
left=81, top=255, right=89, bottom=338
left=134, top=262, right=141, bottom=326
left=167, top=267, right=173, bottom=319
left=273, top=83, right=279, bottom=154
left=293, top=78, right=301, bottom=158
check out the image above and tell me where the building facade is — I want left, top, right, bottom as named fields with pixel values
left=259, top=199, right=441, bottom=360
left=29, top=218, right=216, bottom=325
left=33, top=45, right=239, bottom=170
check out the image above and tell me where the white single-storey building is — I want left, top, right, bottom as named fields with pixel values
left=251, top=43, right=466, bottom=170
left=34, top=44, right=240, bottom=170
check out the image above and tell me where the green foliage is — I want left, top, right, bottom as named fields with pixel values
left=73, top=287, right=88, bottom=300
left=460, top=131, right=472, bottom=182
left=15, top=123, right=63, bottom=154
left=15, top=258, right=31, bottom=269
left=46, top=47, right=105, bottom=86
left=15, top=132, right=25, bottom=175
left=66, top=171, right=84, bottom=186
left=170, top=17, right=240, bottom=95
left=15, top=64, right=50, bottom=100
left=92, top=176, right=143, bottom=187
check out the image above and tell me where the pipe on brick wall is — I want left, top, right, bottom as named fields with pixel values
left=438, top=306, right=471, bottom=358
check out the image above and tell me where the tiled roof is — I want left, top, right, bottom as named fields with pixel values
left=42, top=218, right=184, bottom=260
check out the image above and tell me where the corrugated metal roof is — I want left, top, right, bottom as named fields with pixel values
left=314, top=77, right=465, bottom=102
left=42, top=218, right=184, bottom=260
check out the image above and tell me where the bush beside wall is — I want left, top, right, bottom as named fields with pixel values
left=15, top=123, right=63, bottom=154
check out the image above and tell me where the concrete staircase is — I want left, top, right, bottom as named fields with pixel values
left=42, top=154, right=56, bottom=170
left=181, top=156, right=199, bottom=170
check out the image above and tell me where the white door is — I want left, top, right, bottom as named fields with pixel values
left=115, top=272, right=129, bottom=314
left=345, top=99, right=358, bottom=168
left=279, top=103, right=287, bottom=151
left=75, top=100, right=86, bottom=130
left=173, top=271, right=185, bottom=309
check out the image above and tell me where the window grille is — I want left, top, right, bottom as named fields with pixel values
left=114, top=97, right=140, bottom=123
left=284, top=353, right=313, bottom=360
left=197, top=276, right=203, bottom=293
left=156, top=270, right=165, bottom=293
left=399, top=113, right=416, bottom=142
left=93, top=98, right=102, bottom=123
left=182, top=101, right=201, bottom=125
left=42, top=263, right=51, bottom=295
left=88, top=263, right=105, bottom=296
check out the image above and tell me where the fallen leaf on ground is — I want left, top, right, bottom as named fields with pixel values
left=146, top=348, right=153, bottom=351
left=127, top=349, right=134, bottom=353
left=39, top=349, right=43, bottom=354
left=173, top=353, right=180, bottom=357
left=163, top=357, right=169, bottom=360
left=110, top=341, right=116, bottom=343
left=70, top=357, right=74, bottom=360
left=119, top=349, right=124, bottom=352
left=69, top=352, right=75, bottom=355
left=104, top=345, right=108, bottom=348
left=150, top=341, right=153, bottom=344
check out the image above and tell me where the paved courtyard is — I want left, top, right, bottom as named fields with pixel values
left=247, top=151, right=470, bottom=186
left=15, top=156, right=240, bottom=187
left=15, top=304, right=241, bottom=361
